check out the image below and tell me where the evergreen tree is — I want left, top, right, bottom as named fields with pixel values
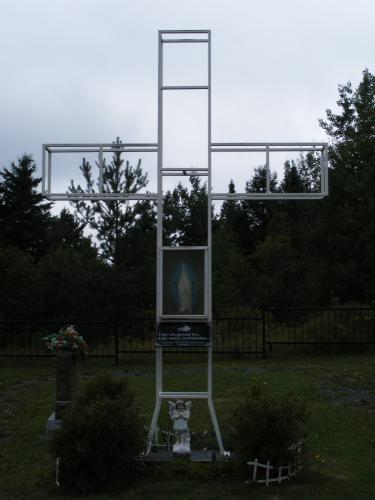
left=211, top=180, right=252, bottom=311
left=0, top=246, right=36, bottom=318
left=319, top=69, right=375, bottom=302
left=69, top=137, right=150, bottom=266
left=219, top=179, right=245, bottom=235
left=235, top=166, right=278, bottom=254
left=163, top=176, right=208, bottom=246
left=280, top=160, right=304, bottom=193
left=297, top=152, right=321, bottom=193
left=245, top=166, right=278, bottom=227
left=46, top=208, right=95, bottom=255
left=252, top=154, right=332, bottom=307
left=280, top=153, right=321, bottom=194
left=116, top=199, right=156, bottom=313
left=36, top=247, right=112, bottom=320
left=0, top=154, right=51, bottom=259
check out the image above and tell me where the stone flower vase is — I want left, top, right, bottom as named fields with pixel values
left=55, top=351, right=79, bottom=419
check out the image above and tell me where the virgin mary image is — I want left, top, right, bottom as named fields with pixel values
left=170, top=260, right=198, bottom=314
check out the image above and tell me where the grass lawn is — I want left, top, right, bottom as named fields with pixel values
left=1, top=352, right=375, bottom=499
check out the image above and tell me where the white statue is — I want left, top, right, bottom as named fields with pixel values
left=168, top=400, right=192, bottom=457
left=177, top=262, right=193, bottom=314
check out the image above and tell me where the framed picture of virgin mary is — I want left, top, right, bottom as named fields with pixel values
left=161, top=247, right=207, bottom=318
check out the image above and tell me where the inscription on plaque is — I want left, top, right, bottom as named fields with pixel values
left=156, top=322, right=210, bottom=347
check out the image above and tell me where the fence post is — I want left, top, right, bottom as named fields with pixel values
left=262, top=309, right=266, bottom=358
left=115, top=320, right=119, bottom=366
left=0, top=316, right=5, bottom=352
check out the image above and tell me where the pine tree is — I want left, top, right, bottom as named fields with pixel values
left=163, top=176, right=208, bottom=246
left=0, top=154, right=51, bottom=258
left=46, top=209, right=95, bottom=255
left=280, top=160, right=304, bottom=193
left=219, top=180, right=242, bottom=229
left=69, top=137, right=150, bottom=266
left=234, top=166, right=278, bottom=254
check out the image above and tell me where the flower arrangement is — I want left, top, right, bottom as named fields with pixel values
left=43, top=325, right=89, bottom=355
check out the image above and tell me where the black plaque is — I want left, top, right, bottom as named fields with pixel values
left=156, top=322, right=211, bottom=347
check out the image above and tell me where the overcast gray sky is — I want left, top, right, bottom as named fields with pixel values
left=1, top=0, right=374, bottom=195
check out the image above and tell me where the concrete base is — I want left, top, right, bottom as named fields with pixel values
left=172, top=442, right=191, bottom=457
left=45, top=412, right=62, bottom=438
left=144, top=449, right=222, bottom=463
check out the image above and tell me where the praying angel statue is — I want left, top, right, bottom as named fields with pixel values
left=168, top=400, right=192, bottom=457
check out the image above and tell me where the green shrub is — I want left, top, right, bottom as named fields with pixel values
left=230, top=377, right=308, bottom=469
left=51, top=373, right=144, bottom=494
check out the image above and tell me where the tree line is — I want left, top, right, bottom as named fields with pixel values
left=1, top=70, right=374, bottom=320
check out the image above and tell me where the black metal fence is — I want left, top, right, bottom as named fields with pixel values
left=0, top=308, right=374, bottom=361
left=265, top=307, right=375, bottom=351
left=0, top=320, right=118, bottom=359
left=0, top=317, right=264, bottom=361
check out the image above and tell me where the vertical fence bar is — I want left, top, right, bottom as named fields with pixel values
left=241, top=318, right=245, bottom=354
left=268, top=311, right=273, bottom=353
left=262, top=309, right=266, bottom=358
left=0, top=319, right=4, bottom=354
left=115, top=320, right=119, bottom=365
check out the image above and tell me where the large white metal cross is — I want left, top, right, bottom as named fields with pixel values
left=42, top=29, right=328, bottom=459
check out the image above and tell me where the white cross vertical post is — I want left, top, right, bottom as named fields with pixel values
left=147, top=29, right=226, bottom=457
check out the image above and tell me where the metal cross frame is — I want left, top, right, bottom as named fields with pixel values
left=42, top=29, right=328, bottom=459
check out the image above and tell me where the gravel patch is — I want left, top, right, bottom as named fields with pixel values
left=317, top=383, right=375, bottom=407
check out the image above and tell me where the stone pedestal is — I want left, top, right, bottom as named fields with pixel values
left=55, top=352, right=77, bottom=419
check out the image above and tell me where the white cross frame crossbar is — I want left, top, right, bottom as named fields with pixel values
left=41, top=141, right=328, bottom=200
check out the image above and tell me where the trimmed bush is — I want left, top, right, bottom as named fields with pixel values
left=51, top=373, right=144, bottom=494
left=230, top=377, right=308, bottom=469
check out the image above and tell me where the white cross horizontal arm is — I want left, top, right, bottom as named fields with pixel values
left=42, top=142, right=158, bottom=201
left=210, top=141, right=328, bottom=200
